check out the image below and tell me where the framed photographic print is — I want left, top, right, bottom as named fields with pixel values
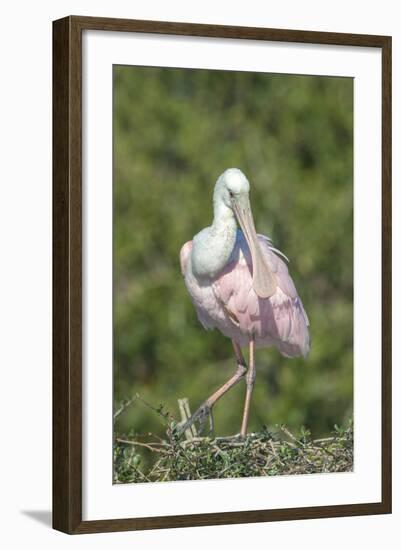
left=53, top=16, right=392, bottom=534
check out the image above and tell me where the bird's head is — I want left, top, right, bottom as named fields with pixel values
left=213, top=168, right=277, bottom=299
left=215, top=168, right=250, bottom=208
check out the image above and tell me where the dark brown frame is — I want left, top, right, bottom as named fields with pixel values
left=53, top=15, right=392, bottom=534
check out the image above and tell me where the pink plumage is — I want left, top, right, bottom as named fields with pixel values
left=180, top=230, right=310, bottom=357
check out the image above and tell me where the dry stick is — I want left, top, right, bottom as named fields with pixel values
left=178, top=398, right=195, bottom=441
left=116, top=438, right=164, bottom=453
left=312, top=442, right=338, bottom=459
left=183, top=398, right=198, bottom=438
left=269, top=439, right=285, bottom=466
left=280, top=425, right=306, bottom=447
left=314, top=436, right=343, bottom=444
left=113, top=394, right=139, bottom=419
left=279, top=425, right=318, bottom=466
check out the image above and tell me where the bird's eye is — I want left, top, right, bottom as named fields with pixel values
left=229, top=191, right=234, bottom=198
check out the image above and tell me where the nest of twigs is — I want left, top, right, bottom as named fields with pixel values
left=113, top=396, right=353, bottom=483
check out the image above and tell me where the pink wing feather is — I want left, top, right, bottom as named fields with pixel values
left=212, top=233, right=310, bottom=357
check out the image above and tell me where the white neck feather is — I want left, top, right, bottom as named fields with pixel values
left=212, top=196, right=237, bottom=233
left=191, top=191, right=238, bottom=279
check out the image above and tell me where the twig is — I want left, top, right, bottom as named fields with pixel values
left=113, top=394, right=139, bottom=419
left=280, top=425, right=304, bottom=447
left=116, top=438, right=164, bottom=452
left=183, top=399, right=198, bottom=438
left=178, top=398, right=197, bottom=440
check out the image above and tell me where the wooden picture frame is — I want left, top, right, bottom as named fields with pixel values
left=53, top=15, right=392, bottom=534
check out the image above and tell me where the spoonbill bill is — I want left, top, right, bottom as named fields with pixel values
left=180, top=168, right=310, bottom=437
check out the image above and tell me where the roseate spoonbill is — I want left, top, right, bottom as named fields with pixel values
left=179, top=168, right=310, bottom=438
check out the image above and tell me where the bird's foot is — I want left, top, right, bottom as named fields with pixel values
left=178, top=402, right=214, bottom=437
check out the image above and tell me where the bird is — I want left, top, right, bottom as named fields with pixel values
left=179, top=168, right=310, bottom=438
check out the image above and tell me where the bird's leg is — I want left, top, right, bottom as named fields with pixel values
left=240, top=336, right=256, bottom=439
left=178, top=340, right=247, bottom=436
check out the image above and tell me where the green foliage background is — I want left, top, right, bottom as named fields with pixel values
left=113, top=66, right=353, bottom=441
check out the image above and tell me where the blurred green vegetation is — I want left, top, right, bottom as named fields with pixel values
left=113, top=66, right=353, bottom=444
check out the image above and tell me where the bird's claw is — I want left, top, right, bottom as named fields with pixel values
left=178, top=403, right=214, bottom=437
